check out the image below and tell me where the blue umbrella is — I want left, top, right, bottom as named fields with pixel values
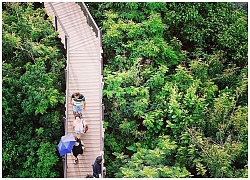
left=57, top=133, right=76, bottom=156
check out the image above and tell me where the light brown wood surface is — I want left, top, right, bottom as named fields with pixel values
left=44, top=2, right=104, bottom=178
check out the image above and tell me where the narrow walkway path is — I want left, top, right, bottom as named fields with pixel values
left=44, top=2, right=104, bottom=178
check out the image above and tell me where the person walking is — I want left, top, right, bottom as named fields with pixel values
left=72, top=137, right=85, bottom=164
left=92, top=156, right=103, bottom=178
left=73, top=116, right=84, bottom=139
left=70, top=92, right=86, bottom=118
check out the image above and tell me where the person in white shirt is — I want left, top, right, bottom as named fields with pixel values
left=73, top=116, right=85, bottom=139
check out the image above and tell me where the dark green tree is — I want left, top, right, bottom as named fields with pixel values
left=2, top=2, right=66, bottom=177
left=88, top=2, right=248, bottom=178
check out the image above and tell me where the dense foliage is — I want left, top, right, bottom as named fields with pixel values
left=2, top=2, right=65, bottom=177
left=87, top=2, right=248, bottom=178
left=2, top=2, right=247, bottom=178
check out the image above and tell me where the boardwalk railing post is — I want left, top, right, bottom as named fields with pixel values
left=62, top=117, right=67, bottom=178
left=65, top=35, right=68, bottom=52
left=55, top=16, right=58, bottom=31
left=62, top=155, right=67, bottom=178
left=64, top=69, right=67, bottom=83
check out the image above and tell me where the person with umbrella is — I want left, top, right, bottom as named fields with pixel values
left=72, top=137, right=85, bottom=164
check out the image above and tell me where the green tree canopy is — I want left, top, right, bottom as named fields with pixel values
left=2, top=2, right=247, bottom=178
left=88, top=2, right=248, bottom=178
left=2, top=2, right=66, bottom=177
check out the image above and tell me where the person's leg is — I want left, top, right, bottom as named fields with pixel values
left=80, top=141, right=85, bottom=155
left=77, top=105, right=83, bottom=118
left=93, top=172, right=98, bottom=178
left=73, top=155, right=78, bottom=164
left=73, top=105, right=78, bottom=117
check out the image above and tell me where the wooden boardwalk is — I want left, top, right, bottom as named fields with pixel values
left=44, top=2, right=104, bottom=178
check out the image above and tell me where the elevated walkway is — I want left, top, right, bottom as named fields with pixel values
left=44, top=2, right=104, bottom=178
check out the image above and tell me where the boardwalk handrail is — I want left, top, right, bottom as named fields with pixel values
left=76, top=2, right=104, bottom=178
left=48, top=2, right=70, bottom=178
left=76, top=2, right=99, bottom=38
left=48, top=3, right=69, bottom=38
